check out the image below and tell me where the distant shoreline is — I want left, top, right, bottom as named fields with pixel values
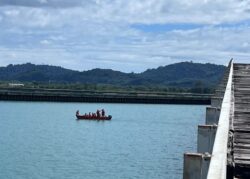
left=0, top=88, right=211, bottom=105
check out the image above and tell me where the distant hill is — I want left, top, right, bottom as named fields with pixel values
left=0, top=62, right=226, bottom=88
left=139, top=62, right=225, bottom=87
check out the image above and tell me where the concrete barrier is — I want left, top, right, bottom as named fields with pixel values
left=197, top=125, right=217, bottom=153
left=183, top=153, right=211, bottom=179
left=206, top=107, right=220, bottom=125
left=211, top=97, right=223, bottom=108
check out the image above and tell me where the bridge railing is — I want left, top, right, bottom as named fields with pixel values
left=183, top=60, right=233, bottom=179
left=206, top=60, right=233, bottom=179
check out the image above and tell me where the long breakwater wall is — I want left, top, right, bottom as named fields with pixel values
left=0, top=88, right=211, bottom=104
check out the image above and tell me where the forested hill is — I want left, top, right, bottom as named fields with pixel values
left=0, top=62, right=226, bottom=88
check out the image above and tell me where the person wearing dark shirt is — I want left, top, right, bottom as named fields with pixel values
left=96, top=110, right=100, bottom=117
left=101, top=109, right=105, bottom=117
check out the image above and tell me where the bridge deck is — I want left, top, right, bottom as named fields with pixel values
left=233, top=63, right=250, bottom=178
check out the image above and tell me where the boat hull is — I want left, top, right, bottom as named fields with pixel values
left=76, top=115, right=112, bottom=120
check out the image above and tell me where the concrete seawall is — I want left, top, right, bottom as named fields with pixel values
left=0, top=88, right=211, bottom=104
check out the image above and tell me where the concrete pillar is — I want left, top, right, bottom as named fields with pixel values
left=214, top=90, right=225, bottom=98
left=211, top=97, right=223, bottom=108
left=183, top=153, right=211, bottom=179
left=201, top=153, right=211, bottom=179
left=197, top=125, right=217, bottom=153
left=206, top=107, right=220, bottom=125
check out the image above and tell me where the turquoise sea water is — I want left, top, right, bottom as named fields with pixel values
left=0, top=101, right=205, bottom=179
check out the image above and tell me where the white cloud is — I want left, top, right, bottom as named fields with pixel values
left=3, top=9, right=20, bottom=17
left=40, top=39, right=51, bottom=45
left=0, top=0, right=250, bottom=72
left=1, top=25, right=250, bottom=72
left=1, top=0, right=250, bottom=27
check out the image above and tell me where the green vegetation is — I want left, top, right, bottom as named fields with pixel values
left=0, top=81, right=215, bottom=94
left=0, top=62, right=226, bottom=94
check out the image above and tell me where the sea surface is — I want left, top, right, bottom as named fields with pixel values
left=0, top=101, right=205, bottom=179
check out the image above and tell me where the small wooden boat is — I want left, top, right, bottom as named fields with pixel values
left=76, top=110, right=112, bottom=120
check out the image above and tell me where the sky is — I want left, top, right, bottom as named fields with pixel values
left=0, top=0, right=250, bottom=72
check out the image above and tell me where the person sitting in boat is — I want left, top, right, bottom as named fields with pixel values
left=101, top=109, right=105, bottom=117
left=76, top=110, right=79, bottom=115
left=96, top=109, right=100, bottom=117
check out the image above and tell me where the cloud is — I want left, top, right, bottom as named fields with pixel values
left=1, top=25, right=250, bottom=72
left=0, top=0, right=250, bottom=72
left=40, top=39, right=51, bottom=45
left=0, top=0, right=89, bottom=8
left=1, top=0, right=250, bottom=25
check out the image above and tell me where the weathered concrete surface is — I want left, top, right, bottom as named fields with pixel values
left=0, top=88, right=211, bottom=104
left=206, top=107, right=220, bottom=125
left=197, top=125, right=217, bottom=153
left=211, top=97, right=223, bottom=108
left=183, top=153, right=211, bottom=179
